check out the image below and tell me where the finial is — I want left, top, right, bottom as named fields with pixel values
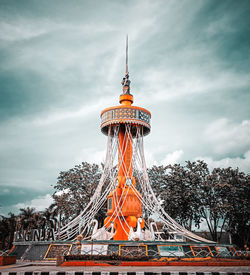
left=121, top=35, right=131, bottom=94
left=126, top=34, right=128, bottom=75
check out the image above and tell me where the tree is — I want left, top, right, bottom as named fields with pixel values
left=50, top=160, right=249, bottom=247
left=0, top=212, right=17, bottom=250
left=149, top=161, right=250, bottom=246
left=19, top=207, right=36, bottom=231
left=196, top=166, right=250, bottom=244
left=52, top=162, right=105, bottom=225
left=0, top=215, right=10, bottom=250
left=198, top=167, right=230, bottom=242
left=149, top=162, right=203, bottom=230
left=6, top=213, right=17, bottom=249
left=222, top=168, right=250, bottom=248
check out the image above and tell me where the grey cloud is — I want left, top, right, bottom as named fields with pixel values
left=196, top=150, right=250, bottom=174
left=0, top=0, right=250, bottom=215
left=0, top=185, right=50, bottom=214
left=204, top=119, right=250, bottom=157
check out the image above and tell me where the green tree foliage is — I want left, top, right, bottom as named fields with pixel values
left=0, top=207, right=57, bottom=250
left=18, top=207, right=36, bottom=230
left=148, top=161, right=250, bottom=246
left=53, top=161, right=104, bottom=225
left=0, top=213, right=17, bottom=250
left=148, top=161, right=204, bottom=230
left=1, top=161, right=249, bottom=250
left=220, top=168, right=250, bottom=248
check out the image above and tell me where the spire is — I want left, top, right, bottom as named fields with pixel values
left=126, top=35, right=128, bottom=75
left=122, top=35, right=131, bottom=94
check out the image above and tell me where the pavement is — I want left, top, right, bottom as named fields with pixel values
left=0, top=261, right=249, bottom=274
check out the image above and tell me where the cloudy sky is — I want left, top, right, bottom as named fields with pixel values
left=0, top=0, right=250, bottom=216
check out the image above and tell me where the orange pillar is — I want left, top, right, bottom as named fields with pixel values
left=104, top=94, right=144, bottom=240
left=118, top=125, right=133, bottom=178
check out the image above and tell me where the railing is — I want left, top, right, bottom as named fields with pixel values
left=68, top=245, right=250, bottom=260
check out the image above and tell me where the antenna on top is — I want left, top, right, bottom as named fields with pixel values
left=121, top=35, right=131, bottom=94
left=126, top=35, right=128, bottom=75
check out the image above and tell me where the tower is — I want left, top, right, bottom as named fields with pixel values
left=101, top=37, right=151, bottom=240
left=58, top=39, right=212, bottom=244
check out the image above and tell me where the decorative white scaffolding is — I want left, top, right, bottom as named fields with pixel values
left=57, top=124, right=213, bottom=243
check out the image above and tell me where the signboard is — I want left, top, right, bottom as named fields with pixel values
left=81, top=244, right=108, bottom=255
left=14, top=229, right=56, bottom=242
left=158, top=245, right=184, bottom=257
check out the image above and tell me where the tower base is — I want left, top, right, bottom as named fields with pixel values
left=9, top=240, right=248, bottom=265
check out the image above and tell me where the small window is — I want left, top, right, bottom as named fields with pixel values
left=108, top=198, right=112, bottom=210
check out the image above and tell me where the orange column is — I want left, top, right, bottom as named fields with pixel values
left=118, top=127, right=125, bottom=177
left=104, top=94, right=143, bottom=240
left=118, top=124, right=133, bottom=178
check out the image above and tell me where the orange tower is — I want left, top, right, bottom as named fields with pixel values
left=100, top=37, right=151, bottom=240
left=58, top=38, right=212, bottom=245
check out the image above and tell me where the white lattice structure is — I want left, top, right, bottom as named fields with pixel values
left=57, top=39, right=212, bottom=243
left=57, top=122, right=212, bottom=243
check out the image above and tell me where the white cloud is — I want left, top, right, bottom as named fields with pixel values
left=33, top=99, right=108, bottom=126
left=144, top=149, right=184, bottom=167
left=14, top=194, right=53, bottom=212
left=161, top=150, right=184, bottom=165
left=204, top=119, right=250, bottom=155
left=137, top=68, right=250, bottom=106
left=75, top=148, right=106, bottom=165
left=0, top=21, right=50, bottom=42
left=144, top=150, right=158, bottom=167
left=0, top=20, right=115, bottom=42
left=196, top=150, right=250, bottom=174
